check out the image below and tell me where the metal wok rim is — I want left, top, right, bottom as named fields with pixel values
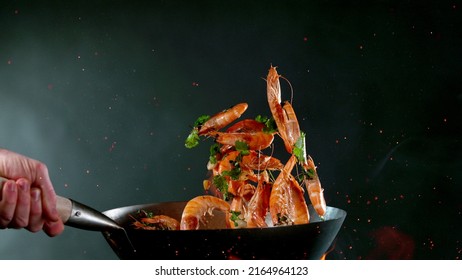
left=102, top=200, right=347, bottom=232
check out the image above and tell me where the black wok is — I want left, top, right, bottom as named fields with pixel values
left=101, top=201, right=346, bottom=260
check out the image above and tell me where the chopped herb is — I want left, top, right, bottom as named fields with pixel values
left=222, top=165, right=241, bottom=180
left=255, top=115, right=277, bottom=133
left=230, top=211, right=242, bottom=227
left=293, top=132, right=306, bottom=163
left=137, top=209, right=154, bottom=218
left=185, top=115, right=211, bottom=148
left=296, top=168, right=316, bottom=184
left=235, top=140, right=250, bottom=155
left=193, top=115, right=210, bottom=127
left=213, top=175, right=229, bottom=200
left=185, top=128, right=200, bottom=148
left=209, top=143, right=221, bottom=164
left=276, top=213, right=290, bottom=225
left=304, top=168, right=316, bottom=180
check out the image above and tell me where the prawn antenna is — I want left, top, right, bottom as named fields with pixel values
left=280, top=75, right=295, bottom=104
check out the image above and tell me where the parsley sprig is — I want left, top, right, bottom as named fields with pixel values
left=185, top=115, right=210, bottom=148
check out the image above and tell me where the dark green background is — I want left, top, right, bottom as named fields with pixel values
left=1, top=0, right=460, bottom=259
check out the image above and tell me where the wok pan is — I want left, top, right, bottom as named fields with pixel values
left=101, top=201, right=346, bottom=260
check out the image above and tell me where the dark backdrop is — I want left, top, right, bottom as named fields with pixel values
left=1, top=0, right=460, bottom=259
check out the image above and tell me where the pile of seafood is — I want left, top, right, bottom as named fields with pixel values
left=132, top=66, right=326, bottom=231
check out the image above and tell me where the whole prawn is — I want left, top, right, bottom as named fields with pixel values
left=131, top=214, right=180, bottom=230
left=267, top=66, right=326, bottom=218
left=245, top=179, right=271, bottom=228
left=267, top=66, right=296, bottom=154
left=302, top=155, right=327, bottom=217
left=199, top=103, right=248, bottom=135
left=180, top=195, right=231, bottom=230
left=269, top=155, right=310, bottom=225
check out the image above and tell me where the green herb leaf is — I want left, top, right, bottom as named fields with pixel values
left=276, top=213, right=290, bottom=225
left=222, top=165, right=241, bottom=180
left=185, top=128, right=200, bottom=148
left=230, top=211, right=242, bottom=227
left=293, top=132, right=306, bottom=163
left=209, top=143, right=220, bottom=164
left=297, top=168, right=315, bottom=183
left=255, top=115, right=278, bottom=134
left=138, top=209, right=154, bottom=218
left=193, top=115, right=210, bottom=127
left=235, top=140, right=250, bottom=155
left=213, top=175, right=229, bottom=201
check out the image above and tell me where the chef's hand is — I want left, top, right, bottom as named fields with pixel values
left=0, top=149, right=64, bottom=236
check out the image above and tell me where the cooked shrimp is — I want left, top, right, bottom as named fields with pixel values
left=302, top=155, right=327, bottom=217
left=220, top=119, right=268, bottom=153
left=269, top=155, right=309, bottom=225
left=217, top=150, right=282, bottom=176
left=212, top=131, right=274, bottom=151
left=198, top=103, right=248, bottom=135
left=282, top=101, right=301, bottom=151
left=226, top=119, right=266, bottom=133
left=131, top=214, right=180, bottom=230
left=267, top=66, right=326, bottom=218
left=267, top=66, right=294, bottom=154
left=245, top=180, right=271, bottom=228
left=180, top=195, right=231, bottom=230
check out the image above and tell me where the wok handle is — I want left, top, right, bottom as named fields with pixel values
left=1, top=177, right=122, bottom=231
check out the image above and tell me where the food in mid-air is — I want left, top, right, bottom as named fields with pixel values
left=133, top=66, right=326, bottom=231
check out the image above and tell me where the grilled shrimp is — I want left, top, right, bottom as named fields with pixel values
left=180, top=195, right=231, bottom=230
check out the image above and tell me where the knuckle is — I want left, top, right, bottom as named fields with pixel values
left=35, top=162, right=49, bottom=176
left=0, top=215, right=13, bottom=227
left=14, top=216, right=29, bottom=228
left=27, top=223, right=44, bottom=233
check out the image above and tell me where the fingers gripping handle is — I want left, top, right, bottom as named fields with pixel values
left=1, top=176, right=122, bottom=231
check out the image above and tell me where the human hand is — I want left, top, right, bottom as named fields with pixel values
left=0, top=149, right=64, bottom=236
